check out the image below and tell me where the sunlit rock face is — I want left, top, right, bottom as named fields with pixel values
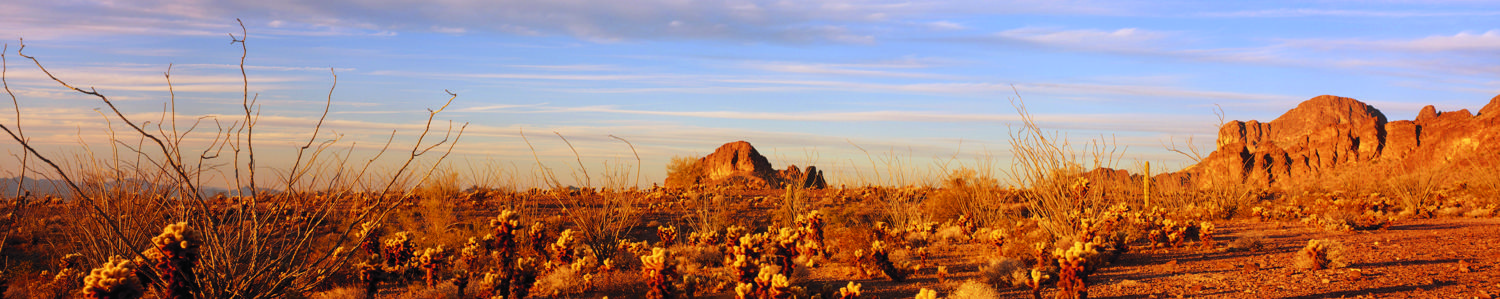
left=1181, top=94, right=1500, bottom=189
left=667, top=141, right=826, bottom=189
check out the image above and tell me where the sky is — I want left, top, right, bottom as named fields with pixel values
left=1, top=0, right=1498, bottom=190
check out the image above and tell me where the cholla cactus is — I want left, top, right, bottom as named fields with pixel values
left=796, top=210, right=826, bottom=257
left=355, top=262, right=383, bottom=298
left=730, top=253, right=758, bottom=284
left=735, top=282, right=755, bottom=299
left=452, top=270, right=471, bottom=297
left=916, top=246, right=930, bottom=267
left=1200, top=222, right=1217, bottom=248
left=357, top=221, right=384, bottom=256
left=1069, top=177, right=1091, bottom=198
left=1054, top=242, right=1099, bottom=299
left=489, top=210, right=522, bottom=262
left=1161, top=219, right=1185, bottom=248
left=955, top=214, right=975, bottom=235
left=82, top=255, right=144, bottom=299
left=1295, top=239, right=1345, bottom=270
left=1024, top=269, right=1049, bottom=299
left=937, top=265, right=949, bottom=283
left=724, top=225, right=748, bottom=248
left=550, top=229, right=577, bottom=264
left=982, top=229, right=1006, bottom=251
left=869, top=241, right=908, bottom=282
left=851, top=249, right=871, bottom=278
left=475, top=271, right=502, bottom=298
left=915, top=288, right=939, bottom=299
left=768, top=274, right=793, bottom=299
left=657, top=225, right=679, bottom=247
left=528, top=222, right=549, bottom=255
left=836, top=282, right=862, bottom=299
left=688, top=231, right=720, bottom=247
left=640, top=247, right=677, bottom=299
left=383, top=231, right=416, bottom=267
left=770, top=228, right=801, bottom=275
left=417, top=246, right=448, bottom=287
left=754, top=264, right=779, bottom=296
left=150, top=221, right=201, bottom=299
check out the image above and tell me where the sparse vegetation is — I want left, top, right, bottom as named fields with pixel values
left=1295, top=239, right=1346, bottom=270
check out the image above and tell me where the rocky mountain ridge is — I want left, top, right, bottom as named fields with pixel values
left=1179, top=94, right=1500, bottom=189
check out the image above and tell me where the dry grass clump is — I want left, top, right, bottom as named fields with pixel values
left=1294, top=239, right=1346, bottom=270
left=1227, top=235, right=1267, bottom=252
left=977, top=258, right=1026, bottom=288
left=949, top=280, right=1002, bottom=299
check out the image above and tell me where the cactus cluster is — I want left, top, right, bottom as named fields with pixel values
left=147, top=221, right=201, bottom=299
left=1054, top=241, right=1099, bottom=299
left=81, top=255, right=143, bottom=299
left=640, top=247, right=677, bottom=299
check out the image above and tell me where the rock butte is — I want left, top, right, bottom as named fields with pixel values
left=666, top=141, right=827, bottom=189
left=1166, top=94, right=1500, bottom=189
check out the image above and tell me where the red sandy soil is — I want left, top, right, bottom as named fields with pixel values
left=821, top=218, right=1500, bottom=299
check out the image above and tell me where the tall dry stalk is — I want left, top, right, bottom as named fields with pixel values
left=1005, top=93, right=1123, bottom=241
left=3, top=20, right=469, bottom=298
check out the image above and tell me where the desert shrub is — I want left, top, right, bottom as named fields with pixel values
left=4, top=31, right=469, bottom=298
left=1313, top=210, right=1390, bottom=231
left=929, top=168, right=1008, bottom=226
left=533, top=266, right=587, bottom=297
left=949, top=280, right=1001, bottom=299
left=686, top=193, right=736, bottom=236
left=665, top=156, right=706, bottom=188
left=1387, top=169, right=1446, bottom=218
left=1006, top=98, right=1125, bottom=242
left=1227, top=235, right=1266, bottom=252
left=977, top=258, right=1025, bottom=288
left=306, top=287, right=365, bottom=299
left=1294, top=239, right=1345, bottom=270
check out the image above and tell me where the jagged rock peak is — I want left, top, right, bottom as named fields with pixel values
left=1479, top=94, right=1500, bottom=119
left=700, top=141, right=774, bottom=181
left=667, top=141, right=827, bottom=189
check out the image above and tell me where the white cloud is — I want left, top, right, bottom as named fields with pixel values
left=2, top=0, right=1137, bottom=43
left=927, top=21, right=966, bottom=31
left=995, top=27, right=1172, bottom=52
left=1197, top=9, right=1500, bottom=18
left=748, top=59, right=955, bottom=79
left=367, top=70, right=663, bottom=81
left=1282, top=30, right=1500, bottom=52
left=1379, top=30, right=1500, bottom=52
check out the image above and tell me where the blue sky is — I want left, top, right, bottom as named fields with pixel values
left=2, top=1, right=1498, bottom=189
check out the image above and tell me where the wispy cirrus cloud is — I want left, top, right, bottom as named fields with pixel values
left=465, top=104, right=1223, bottom=135
left=367, top=70, right=666, bottom=81
left=1196, top=8, right=1500, bottom=18
left=746, top=58, right=957, bottom=79
left=993, top=27, right=1174, bottom=53
left=1285, top=30, right=1500, bottom=53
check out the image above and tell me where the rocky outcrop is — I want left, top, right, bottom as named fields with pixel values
left=666, top=141, right=827, bottom=189
left=699, top=141, right=775, bottom=183
left=1185, top=94, right=1500, bottom=189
